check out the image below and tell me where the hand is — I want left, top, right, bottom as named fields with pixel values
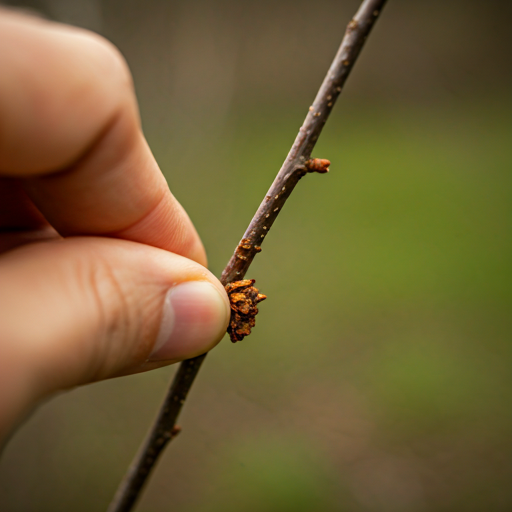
left=0, top=10, right=230, bottom=442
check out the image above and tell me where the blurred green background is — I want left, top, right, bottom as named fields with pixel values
left=0, top=0, right=511, bottom=511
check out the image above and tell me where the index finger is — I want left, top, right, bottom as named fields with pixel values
left=0, top=11, right=206, bottom=265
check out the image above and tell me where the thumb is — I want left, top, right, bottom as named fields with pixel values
left=0, top=237, right=230, bottom=439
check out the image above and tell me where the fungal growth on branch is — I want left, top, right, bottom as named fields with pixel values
left=225, top=279, right=267, bottom=342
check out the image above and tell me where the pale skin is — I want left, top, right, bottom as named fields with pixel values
left=0, top=10, right=231, bottom=443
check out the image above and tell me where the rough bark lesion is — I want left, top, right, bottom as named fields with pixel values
left=225, top=279, right=267, bottom=342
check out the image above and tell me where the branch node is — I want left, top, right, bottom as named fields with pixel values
left=170, top=426, right=181, bottom=439
left=305, top=158, right=331, bottom=173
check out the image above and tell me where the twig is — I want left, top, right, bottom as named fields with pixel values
left=107, top=1, right=387, bottom=510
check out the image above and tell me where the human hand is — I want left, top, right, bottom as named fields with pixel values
left=0, top=10, right=230, bottom=442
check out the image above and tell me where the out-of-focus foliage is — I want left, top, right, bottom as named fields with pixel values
left=0, top=1, right=510, bottom=511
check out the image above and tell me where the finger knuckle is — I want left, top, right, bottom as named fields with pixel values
left=83, top=256, right=140, bottom=379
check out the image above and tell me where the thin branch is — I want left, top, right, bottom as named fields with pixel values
left=107, top=1, right=387, bottom=510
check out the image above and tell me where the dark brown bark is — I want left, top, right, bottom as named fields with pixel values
left=107, top=1, right=387, bottom=510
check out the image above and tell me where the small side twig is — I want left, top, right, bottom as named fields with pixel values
left=107, top=1, right=387, bottom=511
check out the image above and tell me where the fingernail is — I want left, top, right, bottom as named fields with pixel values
left=149, top=281, right=229, bottom=362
